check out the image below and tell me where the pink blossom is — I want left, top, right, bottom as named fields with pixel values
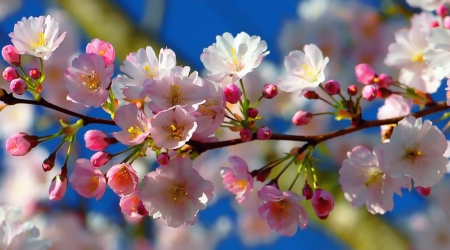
left=69, top=158, right=107, bottom=200
left=29, top=68, right=41, bottom=80
left=5, top=132, right=38, bottom=156
left=149, top=106, right=197, bottom=149
left=63, top=53, right=114, bottom=107
left=9, top=78, right=26, bottom=95
left=311, top=189, right=334, bottom=219
left=1, top=45, right=20, bottom=66
left=362, top=85, right=377, bottom=101
left=141, top=157, right=214, bottom=228
left=257, top=126, right=272, bottom=140
left=292, top=110, right=312, bottom=126
left=84, top=130, right=110, bottom=151
left=262, top=84, right=278, bottom=99
left=223, top=83, right=242, bottom=104
left=112, top=104, right=151, bottom=146
left=90, top=151, right=112, bottom=167
left=157, top=153, right=170, bottom=165
left=86, top=38, right=115, bottom=67
left=49, top=175, right=68, bottom=201
left=324, top=80, right=340, bottom=95
left=220, top=156, right=254, bottom=203
left=106, top=163, right=140, bottom=197
left=2, top=67, right=19, bottom=82
left=347, top=85, right=358, bottom=96
left=120, top=191, right=146, bottom=218
left=378, top=116, right=449, bottom=187
left=355, top=63, right=376, bottom=84
left=339, top=146, right=411, bottom=214
left=240, top=128, right=252, bottom=142
left=258, top=185, right=308, bottom=236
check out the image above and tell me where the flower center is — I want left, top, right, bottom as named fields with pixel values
left=29, top=32, right=49, bottom=51
left=301, top=64, right=319, bottom=82
left=99, top=50, right=105, bottom=56
left=143, top=65, right=158, bottom=78
left=81, top=71, right=101, bottom=90
left=232, top=179, right=248, bottom=190
left=169, top=85, right=183, bottom=106
left=131, top=195, right=140, bottom=211
left=89, top=176, right=100, bottom=193
left=412, top=52, right=424, bottom=63
left=127, top=125, right=144, bottom=139
left=272, top=199, right=290, bottom=220
left=115, top=165, right=131, bottom=184
left=403, top=147, right=422, bottom=162
left=166, top=182, right=189, bottom=206
left=198, top=98, right=218, bottom=117
left=163, top=119, right=186, bottom=140
left=364, top=168, right=385, bottom=187
left=230, top=47, right=243, bottom=72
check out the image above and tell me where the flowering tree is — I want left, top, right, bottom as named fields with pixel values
left=2, top=0, right=450, bottom=249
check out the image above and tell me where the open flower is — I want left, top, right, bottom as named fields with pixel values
left=258, top=185, right=308, bottom=236
left=106, top=163, right=140, bottom=197
left=200, top=32, right=270, bottom=84
left=119, top=191, right=146, bottom=218
left=424, top=27, right=450, bottom=80
left=149, top=106, right=197, bottom=149
left=9, top=15, right=66, bottom=60
left=278, top=44, right=329, bottom=96
left=220, top=156, right=253, bottom=203
left=141, top=157, right=214, bottom=228
left=63, top=53, right=114, bottom=107
left=69, top=158, right=107, bottom=200
left=378, top=116, right=449, bottom=187
left=112, top=104, right=151, bottom=146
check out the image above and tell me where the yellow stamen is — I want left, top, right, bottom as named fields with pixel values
left=116, top=165, right=131, bottom=184
left=29, top=32, right=48, bottom=50
left=81, top=71, right=101, bottom=90
left=169, top=85, right=183, bottom=106
left=163, top=182, right=189, bottom=206
left=412, top=53, right=424, bottom=63
left=230, top=47, right=243, bottom=72
left=231, top=180, right=247, bottom=189
left=272, top=200, right=290, bottom=220
left=163, top=119, right=186, bottom=140
left=404, top=147, right=422, bottom=162
left=301, top=64, right=318, bottom=82
left=127, top=125, right=144, bottom=139
left=89, top=176, right=100, bottom=193
left=143, top=65, right=158, bottom=78
left=364, top=168, right=385, bottom=187
left=99, top=50, right=105, bottom=56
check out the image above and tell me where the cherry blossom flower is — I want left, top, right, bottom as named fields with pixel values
left=424, top=27, right=450, bottom=80
left=141, top=157, right=214, bottom=228
left=258, top=185, right=308, bottom=236
left=149, top=106, right=197, bottom=149
left=63, top=53, right=114, bottom=107
left=112, top=104, right=151, bottom=146
left=200, top=32, right=269, bottom=84
left=378, top=116, right=449, bottom=187
left=220, top=156, right=254, bottom=203
left=119, top=191, right=146, bottom=218
left=311, top=189, right=335, bottom=219
left=9, top=15, right=66, bottom=60
left=86, top=38, right=115, bottom=67
left=278, top=44, right=329, bottom=96
left=339, top=146, right=411, bottom=214
left=69, top=158, right=107, bottom=200
left=143, top=66, right=209, bottom=113
left=106, top=163, right=140, bottom=197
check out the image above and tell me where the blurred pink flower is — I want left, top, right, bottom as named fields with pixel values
left=69, top=158, right=107, bottom=200
left=120, top=191, right=145, bottom=218
left=311, top=189, right=335, bottom=219
left=220, top=156, right=253, bottom=203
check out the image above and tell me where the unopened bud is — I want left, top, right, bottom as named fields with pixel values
left=223, top=83, right=242, bottom=104
left=247, top=108, right=259, bottom=118
left=262, top=84, right=278, bottom=99
left=302, top=183, right=313, bottom=200
left=85, top=130, right=112, bottom=151
left=1, top=45, right=20, bottom=66
left=362, top=85, right=378, bottom=101
left=304, top=91, right=319, bottom=99
left=257, top=126, right=272, bottom=140
left=49, top=174, right=68, bottom=201
left=416, top=186, right=432, bottom=196
left=42, top=153, right=57, bottom=172
left=312, top=189, right=335, bottom=220
left=347, top=85, right=358, bottom=96
left=437, top=4, right=448, bottom=17
left=355, top=64, right=376, bottom=84
left=10, top=78, right=27, bottom=95
left=29, top=68, right=41, bottom=80
left=377, top=88, right=392, bottom=98
left=324, top=80, right=340, bottom=95
left=2, top=67, right=19, bottom=82
left=91, top=151, right=113, bottom=167
left=157, top=152, right=170, bottom=165
left=431, top=20, right=439, bottom=28
left=256, top=168, right=272, bottom=182
left=239, top=128, right=252, bottom=142
left=292, top=110, right=313, bottom=126
left=5, top=132, right=39, bottom=156
left=376, top=73, right=394, bottom=88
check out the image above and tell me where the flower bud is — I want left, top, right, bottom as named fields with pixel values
left=10, top=78, right=27, bottom=95
left=312, top=188, right=334, bottom=220
left=431, top=21, right=439, bottom=28
left=42, top=153, right=57, bottom=172
left=292, top=110, right=313, bottom=126
left=324, top=80, right=340, bottom=95
left=49, top=175, right=68, bottom=201
left=377, top=88, right=392, bottom=98
left=223, top=83, right=242, bottom=104
left=302, top=183, right=313, bottom=200
left=2, top=67, right=19, bottom=82
left=347, top=85, right=358, bottom=96
left=256, top=168, right=272, bottom=182
left=247, top=108, right=259, bottom=118
left=437, top=4, right=448, bottom=16
left=355, top=63, right=376, bottom=84
left=239, top=128, right=252, bottom=142
left=416, top=186, right=432, bottom=196
left=257, top=126, right=272, bottom=140
left=1, top=45, right=20, bottom=66
left=444, top=16, right=450, bottom=29
left=91, top=151, right=113, bottom=167
left=376, top=73, right=394, bottom=88
left=86, top=38, right=115, bottom=67
left=362, top=85, right=378, bottom=101
left=157, top=152, right=170, bottom=165
left=84, top=130, right=110, bottom=151
left=6, top=132, right=39, bottom=156
left=29, top=68, right=41, bottom=80
left=262, top=84, right=278, bottom=99
left=304, top=91, right=319, bottom=99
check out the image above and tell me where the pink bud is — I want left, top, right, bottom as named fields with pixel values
left=5, top=132, right=38, bottom=156
left=223, top=83, right=242, bottom=104
left=257, top=126, right=272, bottom=140
left=240, top=128, right=252, bottom=142
left=376, top=73, right=394, bottom=88
left=157, top=152, right=170, bottom=165
left=416, top=186, right=432, bottom=196
left=84, top=130, right=110, bottom=151
left=431, top=21, right=439, bottom=28
left=302, top=183, right=313, bottom=200
left=444, top=16, right=450, bottom=29
left=91, top=151, right=112, bottom=167
left=304, top=91, right=319, bottom=99
left=437, top=4, right=448, bottom=17
left=10, top=78, right=27, bottom=95
left=292, top=110, right=313, bottom=126
left=42, top=153, right=57, bottom=172
left=324, top=80, right=340, bottom=95
left=86, top=38, right=115, bottom=67
left=355, top=64, right=376, bottom=84
left=262, top=84, right=278, bottom=99
left=347, top=85, right=358, bottom=96
left=247, top=108, right=259, bottom=118
left=2, top=67, right=19, bottom=82
left=49, top=175, right=68, bottom=201
left=1, top=45, right=20, bottom=66
left=362, top=85, right=378, bottom=101
left=29, top=68, right=41, bottom=80
left=311, top=188, right=334, bottom=219
left=256, top=168, right=271, bottom=182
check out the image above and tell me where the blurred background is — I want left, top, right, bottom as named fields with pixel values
left=1, top=0, right=450, bottom=249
